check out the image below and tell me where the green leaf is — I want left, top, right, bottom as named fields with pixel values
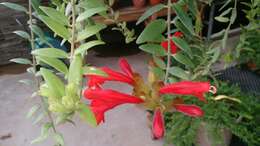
left=136, top=4, right=165, bottom=25
left=53, top=133, right=65, bottom=146
left=10, top=58, right=32, bottom=64
left=136, top=19, right=166, bottom=44
left=78, top=104, right=97, bottom=127
left=76, top=7, right=107, bottom=22
left=139, top=44, right=166, bottom=56
left=0, top=2, right=27, bottom=12
left=83, top=66, right=108, bottom=76
left=215, top=16, right=229, bottom=23
left=168, top=67, right=190, bottom=80
left=31, top=123, right=52, bottom=144
left=39, top=15, right=70, bottom=40
left=26, top=105, right=40, bottom=119
left=172, top=4, right=194, bottom=34
left=13, top=30, right=30, bottom=40
left=68, top=55, right=82, bottom=85
left=40, top=6, right=69, bottom=26
left=153, top=56, right=166, bottom=69
left=172, top=37, right=193, bottom=58
left=152, top=67, right=165, bottom=80
left=173, top=18, right=193, bottom=37
left=172, top=52, right=195, bottom=68
left=219, top=8, right=232, bottom=17
left=37, top=56, right=68, bottom=75
left=32, top=112, right=45, bottom=125
left=76, top=40, right=105, bottom=55
left=32, top=48, right=68, bottom=58
left=76, top=24, right=107, bottom=42
left=31, top=25, right=45, bottom=38
left=40, top=68, right=65, bottom=98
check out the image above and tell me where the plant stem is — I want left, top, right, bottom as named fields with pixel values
left=28, top=0, right=59, bottom=137
left=70, top=0, right=76, bottom=61
left=164, top=0, right=172, bottom=84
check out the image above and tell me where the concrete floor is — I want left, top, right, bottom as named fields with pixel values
left=0, top=52, right=165, bottom=146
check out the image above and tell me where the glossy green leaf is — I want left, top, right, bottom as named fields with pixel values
left=31, top=123, right=52, bottom=144
left=53, top=133, right=65, bottom=146
left=76, top=24, right=107, bottom=42
left=76, top=7, right=107, bottom=22
left=39, top=15, right=70, bottom=40
left=31, top=0, right=44, bottom=15
left=37, top=56, right=68, bottom=75
left=0, top=2, right=27, bottom=12
left=136, top=19, right=166, bottom=44
left=173, top=18, right=193, bottom=37
left=40, top=6, right=69, bottom=26
left=68, top=55, right=82, bottom=85
left=10, top=58, right=32, bottom=64
left=136, top=4, right=165, bottom=25
left=172, top=52, right=195, bottom=68
left=78, top=104, right=97, bottom=127
left=172, top=37, right=193, bottom=58
left=40, top=68, right=65, bottom=98
left=76, top=40, right=105, bottom=55
left=26, top=105, right=40, bottom=119
left=32, top=48, right=68, bottom=58
left=169, top=67, right=190, bottom=80
left=139, top=44, right=166, bottom=56
left=13, top=30, right=30, bottom=40
left=83, top=66, right=108, bottom=77
left=172, top=4, right=194, bottom=34
left=31, top=25, right=45, bottom=38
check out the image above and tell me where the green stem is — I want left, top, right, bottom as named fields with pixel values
left=70, top=0, right=76, bottom=61
left=164, top=0, right=172, bottom=84
left=28, top=0, right=59, bottom=138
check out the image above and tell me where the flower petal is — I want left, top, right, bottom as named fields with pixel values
left=119, top=58, right=134, bottom=78
left=152, top=108, right=165, bottom=139
left=174, top=104, right=204, bottom=117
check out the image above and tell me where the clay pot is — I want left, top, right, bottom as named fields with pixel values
left=133, top=0, right=146, bottom=8
left=196, top=122, right=232, bottom=146
left=149, top=0, right=161, bottom=6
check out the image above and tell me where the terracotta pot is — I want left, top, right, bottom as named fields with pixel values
left=133, top=0, right=146, bottom=8
left=196, top=122, right=232, bottom=146
left=149, top=0, right=161, bottom=6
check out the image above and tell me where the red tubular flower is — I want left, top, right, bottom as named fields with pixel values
left=161, top=31, right=183, bottom=54
left=84, top=89, right=144, bottom=124
left=159, top=81, right=216, bottom=102
left=86, top=58, right=135, bottom=89
left=174, top=104, right=204, bottom=117
left=152, top=108, right=165, bottom=139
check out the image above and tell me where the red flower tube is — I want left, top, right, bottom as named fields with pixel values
left=159, top=81, right=216, bottom=102
left=174, top=104, right=204, bottom=117
left=152, top=108, right=165, bottom=139
left=84, top=89, right=144, bottom=124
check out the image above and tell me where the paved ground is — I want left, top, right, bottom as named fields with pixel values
left=0, top=52, right=165, bottom=146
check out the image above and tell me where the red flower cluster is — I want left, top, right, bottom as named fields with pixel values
left=83, top=58, right=216, bottom=140
left=161, top=31, right=183, bottom=54
left=84, top=58, right=143, bottom=124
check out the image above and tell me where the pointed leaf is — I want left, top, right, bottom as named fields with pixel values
left=40, top=68, right=65, bottom=98
left=13, top=30, right=30, bottom=40
left=26, top=105, right=40, bottom=119
left=136, top=19, right=166, bottom=44
left=40, top=6, right=69, bottom=26
left=76, top=24, right=107, bottom=42
left=39, top=15, right=70, bottom=40
left=37, top=56, right=68, bottom=75
left=76, top=7, right=107, bottom=22
left=136, top=4, right=165, bottom=25
left=139, top=44, right=166, bottom=56
left=0, top=2, right=27, bottom=12
left=31, top=123, right=52, bottom=144
left=215, top=16, right=229, bottom=23
left=172, top=52, right=195, bottom=68
left=68, top=55, right=82, bottom=85
left=172, top=37, right=193, bottom=58
left=32, top=48, right=68, bottom=58
left=10, top=58, right=32, bottom=64
left=78, top=104, right=97, bottom=127
left=169, top=67, right=190, bottom=80
left=83, top=66, right=108, bottom=76
left=53, top=133, right=65, bottom=146
left=76, top=40, right=104, bottom=55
